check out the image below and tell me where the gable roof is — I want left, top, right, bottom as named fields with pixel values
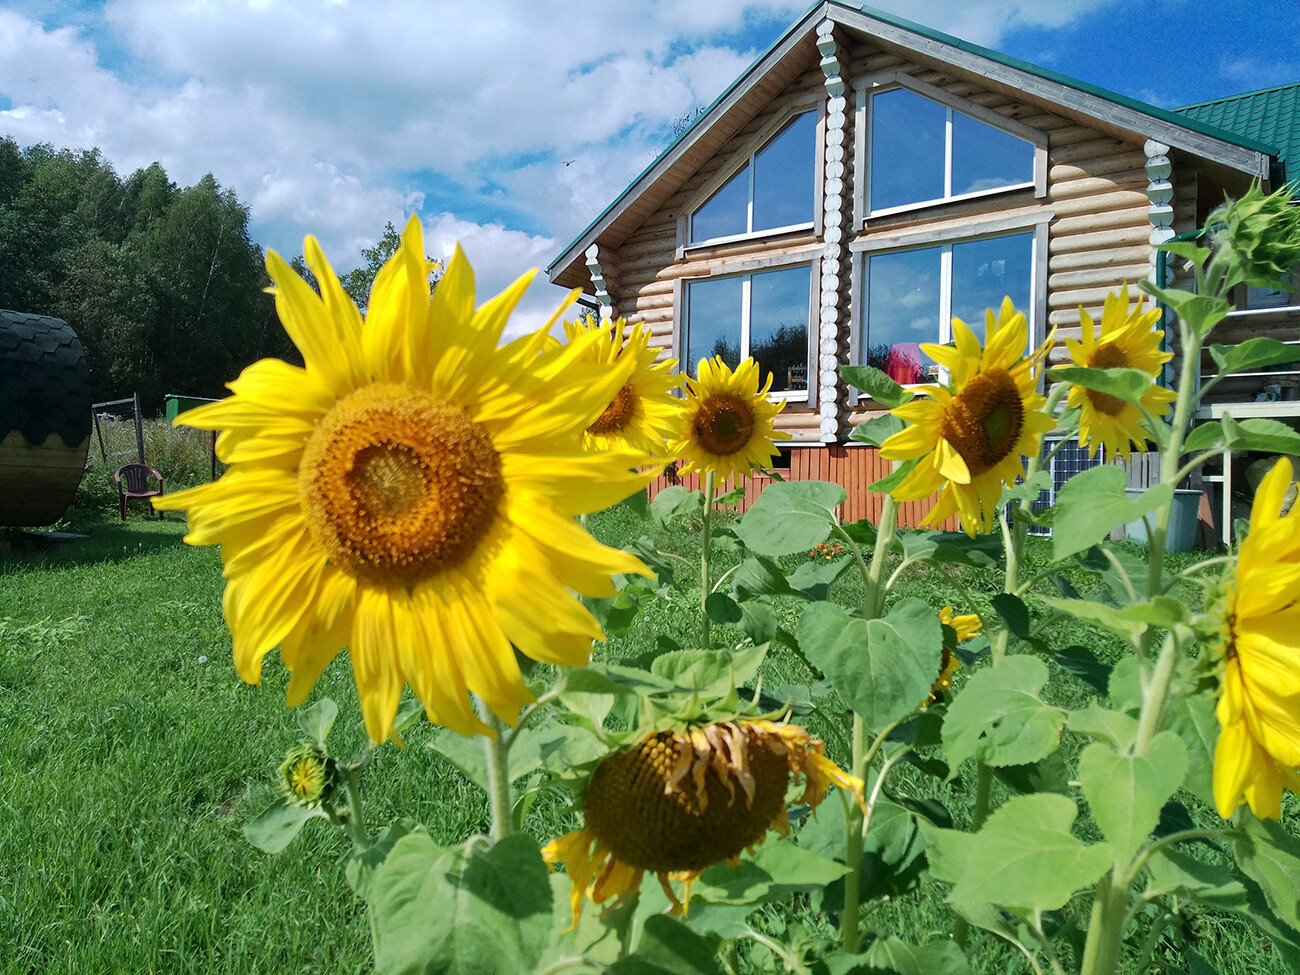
left=549, top=0, right=1278, bottom=288
left=1174, top=82, right=1300, bottom=186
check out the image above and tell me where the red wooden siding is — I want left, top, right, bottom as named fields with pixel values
left=645, top=445, right=961, bottom=532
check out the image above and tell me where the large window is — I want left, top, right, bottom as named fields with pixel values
left=868, top=87, right=1035, bottom=215
left=688, top=111, right=817, bottom=245
left=684, top=264, right=812, bottom=395
left=861, top=231, right=1034, bottom=385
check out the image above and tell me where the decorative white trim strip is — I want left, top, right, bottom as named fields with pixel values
left=584, top=244, right=613, bottom=320
left=1145, top=139, right=1175, bottom=297
left=817, top=18, right=846, bottom=442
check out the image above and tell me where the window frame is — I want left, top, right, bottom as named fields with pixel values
left=847, top=212, right=1050, bottom=402
left=677, top=97, right=825, bottom=257
left=851, top=72, right=1048, bottom=230
left=673, top=251, right=821, bottom=408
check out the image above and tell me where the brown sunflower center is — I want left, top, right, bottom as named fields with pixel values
left=299, top=383, right=504, bottom=586
left=1085, top=342, right=1131, bottom=416
left=693, top=393, right=756, bottom=457
left=588, top=383, right=636, bottom=435
left=940, top=368, right=1025, bottom=478
left=583, top=729, right=789, bottom=873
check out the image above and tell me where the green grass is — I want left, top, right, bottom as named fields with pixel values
left=0, top=504, right=1288, bottom=974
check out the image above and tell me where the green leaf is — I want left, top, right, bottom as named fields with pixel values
left=990, top=593, right=1030, bottom=639
left=1145, top=846, right=1245, bottom=906
left=694, top=841, right=850, bottom=906
left=650, top=647, right=766, bottom=697
left=850, top=413, right=906, bottom=447
left=650, top=485, right=703, bottom=526
left=295, top=697, right=339, bottom=744
left=243, top=800, right=322, bottom=854
left=1184, top=421, right=1225, bottom=453
left=942, top=656, right=1067, bottom=774
left=613, top=914, right=723, bottom=975
left=542, top=874, right=636, bottom=971
left=840, top=364, right=915, bottom=408
left=1048, top=365, right=1157, bottom=410
left=1041, top=596, right=1186, bottom=641
left=1079, top=733, right=1188, bottom=862
left=899, top=530, right=1001, bottom=568
left=739, top=599, right=778, bottom=645
left=868, top=456, right=920, bottom=493
left=828, top=937, right=969, bottom=975
left=733, top=481, right=846, bottom=556
left=345, top=820, right=418, bottom=901
left=1144, top=284, right=1233, bottom=337
left=1221, top=414, right=1300, bottom=456
left=1068, top=703, right=1139, bottom=751
left=806, top=797, right=930, bottom=907
left=1210, top=337, right=1300, bottom=376
left=1164, top=692, right=1219, bottom=807
left=1233, top=814, right=1300, bottom=934
left=731, top=556, right=794, bottom=599
left=1052, top=645, right=1113, bottom=694
left=1158, top=239, right=1212, bottom=267
left=993, top=751, right=1071, bottom=796
left=923, top=793, right=1112, bottom=914
left=797, top=598, right=942, bottom=731
left=703, top=591, right=742, bottom=624
left=1052, top=465, right=1173, bottom=560
left=373, top=833, right=552, bottom=975
left=785, top=555, right=853, bottom=601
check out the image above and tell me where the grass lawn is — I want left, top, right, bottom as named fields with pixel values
left=0, top=504, right=1288, bottom=974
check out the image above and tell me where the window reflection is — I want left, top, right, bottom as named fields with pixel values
left=865, top=247, right=941, bottom=386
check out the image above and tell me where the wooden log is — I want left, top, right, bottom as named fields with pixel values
left=1049, top=244, right=1151, bottom=271
left=1049, top=263, right=1153, bottom=290
left=1048, top=224, right=1151, bottom=253
left=1049, top=150, right=1148, bottom=180
left=1049, top=189, right=1151, bottom=218
left=1050, top=207, right=1148, bottom=237
left=1050, top=169, right=1148, bottom=198
left=1050, top=138, right=1136, bottom=165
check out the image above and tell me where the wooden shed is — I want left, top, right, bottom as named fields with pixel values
left=548, top=1, right=1295, bottom=532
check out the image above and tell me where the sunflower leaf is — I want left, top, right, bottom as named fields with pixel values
left=1210, top=337, right=1300, bottom=376
left=855, top=936, right=973, bottom=975
left=650, top=485, right=704, bottom=526
left=733, top=481, right=846, bottom=556
left=1079, top=733, right=1188, bottom=862
left=1048, top=366, right=1154, bottom=408
left=1051, top=465, right=1173, bottom=561
left=1221, top=414, right=1300, bottom=456
left=899, top=530, right=1001, bottom=568
left=941, top=656, right=1067, bottom=775
left=372, top=833, right=552, bottom=975
left=850, top=413, right=905, bottom=447
left=1234, top=815, right=1300, bottom=938
left=922, top=793, right=1112, bottom=914
left=796, top=597, right=941, bottom=731
left=840, top=364, right=914, bottom=408
left=295, top=697, right=339, bottom=744
left=243, top=800, right=325, bottom=854
left=615, top=914, right=723, bottom=975
left=868, top=456, right=919, bottom=493
left=1184, top=420, right=1225, bottom=453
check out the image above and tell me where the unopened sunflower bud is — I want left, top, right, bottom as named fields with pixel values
left=278, top=743, right=336, bottom=808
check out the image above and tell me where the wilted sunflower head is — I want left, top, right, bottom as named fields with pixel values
left=562, top=315, right=683, bottom=456
left=278, top=743, right=336, bottom=807
left=543, top=719, right=862, bottom=925
left=669, top=356, right=789, bottom=483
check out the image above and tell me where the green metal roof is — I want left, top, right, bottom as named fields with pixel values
left=549, top=0, right=1281, bottom=278
left=1174, top=82, right=1300, bottom=186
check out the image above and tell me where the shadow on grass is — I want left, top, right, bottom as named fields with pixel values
left=1, top=511, right=189, bottom=570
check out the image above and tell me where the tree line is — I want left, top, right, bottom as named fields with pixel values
left=0, top=138, right=417, bottom=415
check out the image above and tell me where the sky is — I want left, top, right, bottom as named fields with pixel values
left=2, top=0, right=1298, bottom=336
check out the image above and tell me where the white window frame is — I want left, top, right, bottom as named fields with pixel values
left=673, top=252, right=821, bottom=407
left=847, top=212, right=1050, bottom=401
left=677, top=97, right=825, bottom=257
left=851, top=71, right=1048, bottom=230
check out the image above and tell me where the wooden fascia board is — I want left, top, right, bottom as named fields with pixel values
left=831, top=7, right=1273, bottom=182
left=546, top=2, right=832, bottom=286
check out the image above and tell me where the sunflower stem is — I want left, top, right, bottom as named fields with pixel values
left=477, top=697, right=514, bottom=839
left=700, top=470, right=716, bottom=649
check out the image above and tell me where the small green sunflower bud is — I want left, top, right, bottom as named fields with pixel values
left=1208, top=183, right=1300, bottom=293
left=278, top=743, right=336, bottom=808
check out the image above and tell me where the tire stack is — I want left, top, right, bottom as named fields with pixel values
left=0, top=310, right=93, bottom=526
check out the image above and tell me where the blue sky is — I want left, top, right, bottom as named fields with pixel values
left=2, top=0, right=1296, bottom=333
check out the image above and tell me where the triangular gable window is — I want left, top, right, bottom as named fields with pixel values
left=689, top=110, right=816, bottom=245
left=868, top=87, right=1035, bottom=214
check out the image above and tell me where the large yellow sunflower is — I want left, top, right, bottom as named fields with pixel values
left=562, top=315, right=682, bottom=456
left=879, top=298, right=1055, bottom=536
left=154, top=217, right=654, bottom=743
left=1064, top=285, right=1176, bottom=461
left=1212, top=457, right=1300, bottom=820
left=669, top=356, right=789, bottom=482
left=543, top=720, right=862, bottom=924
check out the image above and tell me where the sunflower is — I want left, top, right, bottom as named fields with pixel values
left=923, top=606, right=983, bottom=707
left=879, top=298, right=1055, bottom=536
left=1064, top=285, right=1176, bottom=461
left=669, top=356, right=789, bottom=482
left=279, top=743, right=336, bottom=808
left=154, top=217, right=654, bottom=743
left=543, top=720, right=863, bottom=924
left=1211, top=457, right=1300, bottom=820
left=562, top=315, right=682, bottom=456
